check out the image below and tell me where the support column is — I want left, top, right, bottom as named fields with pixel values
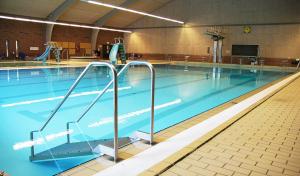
left=218, top=39, right=223, bottom=63
left=213, top=40, right=218, bottom=63
left=45, top=0, right=77, bottom=43
left=45, top=24, right=54, bottom=42
left=5, top=40, right=9, bottom=58
left=91, top=29, right=100, bottom=51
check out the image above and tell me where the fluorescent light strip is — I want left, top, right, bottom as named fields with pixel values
left=0, top=15, right=132, bottom=33
left=86, top=0, right=184, bottom=24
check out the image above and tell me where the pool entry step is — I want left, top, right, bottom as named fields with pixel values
left=30, top=137, right=132, bottom=162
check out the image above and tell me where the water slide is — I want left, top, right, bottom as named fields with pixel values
left=109, top=43, right=126, bottom=64
left=35, top=46, right=52, bottom=62
left=109, top=44, right=119, bottom=64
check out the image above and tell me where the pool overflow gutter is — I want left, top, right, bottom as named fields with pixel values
left=29, top=61, right=155, bottom=162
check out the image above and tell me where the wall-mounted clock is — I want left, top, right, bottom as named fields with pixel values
left=243, top=26, right=251, bottom=33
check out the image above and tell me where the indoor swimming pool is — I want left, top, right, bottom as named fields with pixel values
left=0, top=64, right=292, bottom=176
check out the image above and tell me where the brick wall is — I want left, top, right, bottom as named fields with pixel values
left=0, top=19, right=44, bottom=57
left=0, top=19, right=123, bottom=58
left=96, top=30, right=123, bottom=47
left=51, top=25, right=92, bottom=43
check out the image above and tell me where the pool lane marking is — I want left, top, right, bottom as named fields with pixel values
left=13, top=130, right=74, bottom=150
left=94, top=72, right=300, bottom=176
left=1, top=86, right=131, bottom=108
left=1, top=73, right=202, bottom=108
left=88, top=99, right=182, bottom=128
left=12, top=99, right=182, bottom=151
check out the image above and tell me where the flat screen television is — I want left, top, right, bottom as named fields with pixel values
left=232, top=45, right=259, bottom=57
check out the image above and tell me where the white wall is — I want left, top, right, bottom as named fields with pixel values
left=125, top=0, right=300, bottom=58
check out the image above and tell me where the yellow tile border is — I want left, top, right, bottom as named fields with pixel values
left=0, top=60, right=171, bottom=70
left=1, top=60, right=297, bottom=72
left=171, top=61, right=297, bottom=72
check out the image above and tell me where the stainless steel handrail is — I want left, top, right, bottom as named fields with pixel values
left=30, top=62, right=117, bottom=160
left=66, top=61, right=155, bottom=161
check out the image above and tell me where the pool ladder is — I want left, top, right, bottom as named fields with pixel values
left=29, top=61, right=155, bottom=162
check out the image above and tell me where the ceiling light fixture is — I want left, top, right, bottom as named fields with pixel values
left=0, top=15, right=132, bottom=33
left=84, top=0, right=184, bottom=24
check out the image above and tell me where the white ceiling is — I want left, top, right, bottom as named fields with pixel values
left=105, top=0, right=171, bottom=27
left=0, top=0, right=173, bottom=27
left=59, top=0, right=126, bottom=24
left=0, top=0, right=65, bottom=18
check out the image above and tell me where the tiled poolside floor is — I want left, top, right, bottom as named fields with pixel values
left=159, top=77, right=300, bottom=176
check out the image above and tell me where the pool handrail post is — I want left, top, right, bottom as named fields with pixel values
left=30, top=131, right=36, bottom=159
left=30, top=62, right=117, bottom=160
left=113, top=68, right=118, bottom=162
left=67, top=61, right=155, bottom=144
left=118, top=61, right=155, bottom=144
left=30, top=61, right=154, bottom=162
left=116, top=61, right=155, bottom=144
left=149, top=63, right=155, bottom=144
left=65, top=61, right=155, bottom=161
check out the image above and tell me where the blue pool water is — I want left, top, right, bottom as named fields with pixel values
left=0, top=64, right=291, bottom=176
